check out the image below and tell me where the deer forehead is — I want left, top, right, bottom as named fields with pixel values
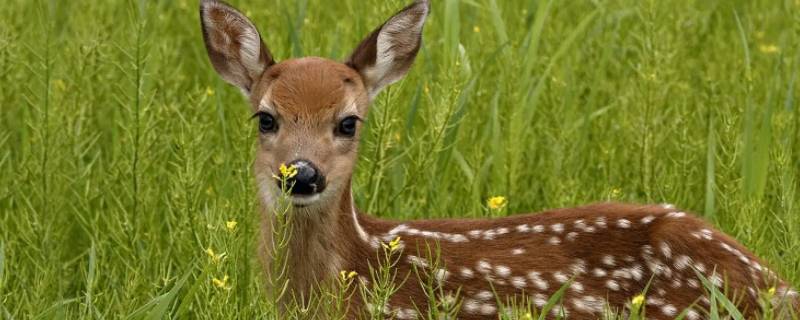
left=252, top=57, right=368, bottom=118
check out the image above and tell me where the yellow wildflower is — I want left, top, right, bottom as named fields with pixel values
left=205, top=86, right=215, bottom=96
left=522, top=312, right=533, bottom=320
left=205, top=247, right=225, bottom=264
left=473, top=25, right=480, bottom=33
left=631, top=294, right=645, bottom=306
left=212, top=274, right=231, bottom=290
left=768, top=286, right=776, bottom=295
left=339, top=270, right=358, bottom=281
left=759, top=44, right=779, bottom=54
left=487, top=196, right=507, bottom=210
left=226, top=220, right=238, bottom=231
left=382, top=236, right=402, bottom=252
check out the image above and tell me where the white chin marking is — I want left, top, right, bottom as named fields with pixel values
left=291, top=193, right=322, bottom=206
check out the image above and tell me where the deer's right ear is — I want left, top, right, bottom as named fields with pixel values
left=346, top=0, right=429, bottom=99
left=200, top=0, right=274, bottom=96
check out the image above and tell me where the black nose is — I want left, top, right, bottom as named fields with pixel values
left=280, top=159, right=326, bottom=195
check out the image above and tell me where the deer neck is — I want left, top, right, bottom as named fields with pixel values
left=259, top=181, right=374, bottom=299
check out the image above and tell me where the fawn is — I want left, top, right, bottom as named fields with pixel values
left=199, top=0, right=797, bottom=318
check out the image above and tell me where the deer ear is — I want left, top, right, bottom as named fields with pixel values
left=200, top=0, right=275, bottom=96
left=346, top=0, right=429, bottom=99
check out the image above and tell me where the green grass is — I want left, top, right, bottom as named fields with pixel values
left=1, top=0, right=799, bottom=318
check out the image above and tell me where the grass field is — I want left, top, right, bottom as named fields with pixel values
left=1, top=0, right=799, bottom=318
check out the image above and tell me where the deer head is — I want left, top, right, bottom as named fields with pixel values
left=200, top=0, right=429, bottom=211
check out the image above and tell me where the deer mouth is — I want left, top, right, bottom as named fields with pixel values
left=289, top=193, right=322, bottom=207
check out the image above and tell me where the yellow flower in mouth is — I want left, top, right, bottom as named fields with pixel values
left=226, top=220, right=238, bottom=231
left=487, top=196, right=507, bottom=210
left=212, top=275, right=231, bottom=290
left=631, top=293, right=645, bottom=306
left=277, top=163, right=298, bottom=179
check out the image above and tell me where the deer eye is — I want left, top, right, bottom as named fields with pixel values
left=256, top=112, right=277, bottom=133
left=336, top=116, right=359, bottom=137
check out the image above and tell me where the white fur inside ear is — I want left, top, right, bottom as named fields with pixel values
left=201, top=1, right=266, bottom=94
left=365, top=3, right=428, bottom=99
left=237, top=27, right=264, bottom=76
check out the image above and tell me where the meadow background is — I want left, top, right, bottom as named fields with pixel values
left=1, top=0, right=799, bottom=318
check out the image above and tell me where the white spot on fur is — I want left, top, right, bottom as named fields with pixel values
left=551, top=223, right=565, bottom=233
left=551, top=305, right=569, bottom=317
left=666, top=211, right=686, bottom=218
left=548, top=236, right=561, bottom=245
left=475, top=290, right=493, bottom=301
left=434, top=268, right=450, bottom=283
left=511, top=248, right=525, bottom=255
left=686, top=309, right=700, bottom=320
left=511, top=276, right=526, bottom=289
left=659, top=241, right=672, bottom=258
left=533, top=293, right=547, bottom=307
left=494, top=265, right=511, bottom=278
left=694, top=262, right=706, bottom=273
left=606, top=280, right=620, bottom=291
left=602, top=255, right=615, bottom=266
left=570, top=259, right=587, bottom=275
left=616, top=219, right=632, bottom=228
left=647, top=297, right=665, bottom=306
left=674, top=255, right=691, bottom=270
left=709, top=274, right=723, bottom=287
left=407, top=255, right=428, bottom=268
left=592, top=268, right=607, bottom=277
left=630, top=265, right=644, bottom=281
left=394, top=307, right=419, bottom=319
left=532, top=225, right=545, bottom=232
left=662, top=304, right=677, bottom=316
left=572, top=295, right=605, bottom=313
left=553, top=271, right=569, bottom=283
left=566, top=232, right=578, bottom=241
left=386, top=224, right=409, bottom=236
left=480, top=303, right=496, bottom=315
left=460, top=267, right=474, bottom=279
left=595, top=217, right=607, bottom=228
left=612, top=269, right=632, bottom=279
left=515, top=224, right=530, bottom=233
left=641, top=215, right=656, bottom=224
left=476, top=260, right=492, bottom=274
left=463, top=299, right=480, bottom=314
left=528, top=271, right=549, bottom=290
left=641, top=245, right=654, bottom=257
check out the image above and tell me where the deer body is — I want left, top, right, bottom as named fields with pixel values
left=199, top=0, right=797, bottom=318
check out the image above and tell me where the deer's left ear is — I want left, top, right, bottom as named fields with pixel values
left=200, top=0, right=275, bottom=96
left=346, top=0, right=429, bottom=99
